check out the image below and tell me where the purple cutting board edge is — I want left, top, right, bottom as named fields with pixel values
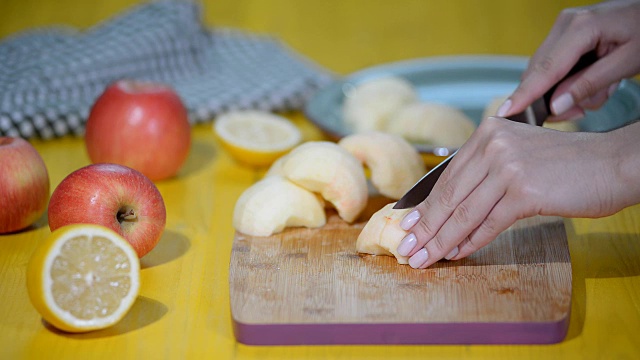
left=231, top=312, right=571, bottom=346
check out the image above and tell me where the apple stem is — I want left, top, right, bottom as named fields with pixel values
left=117, top=206, right=137, bottom=223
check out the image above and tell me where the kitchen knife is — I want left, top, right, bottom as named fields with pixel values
left=393, top=50, right=598, bottom=209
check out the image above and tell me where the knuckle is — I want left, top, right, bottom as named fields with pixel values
left=514, top=182, right=542, bottom=201
left=412, top=213, right=438, bottom=239
left=560, top=7, right=595, bottom=29
left=476, top=217, right=499, bottom=240
left=533, top=55, right=556, bottom=76
left=572, top=77, right=599, bottom=101
left=429, top=234, right=448, bottom=254
left=480, top=115, right=505, bottom=132
left=484, top=131, right=515, bottom=158
left=452, top=202, right=471, bottom=225
left=437, top=181, right=457, bottom=211
left=499, top=159, right=525, bottom=181
left=461, top=235, right=482, bottom=253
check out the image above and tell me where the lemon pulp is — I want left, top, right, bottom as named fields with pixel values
left=27, top=224, right=140, bottom=332
left=50, top=234, right=134, bottom=320
left=214, top=110, right=302, bottom=166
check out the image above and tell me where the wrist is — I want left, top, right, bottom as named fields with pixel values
left=608, top=120, right=640, bottom=210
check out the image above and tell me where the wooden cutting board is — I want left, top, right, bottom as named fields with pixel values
left=229, top=199, right=572, bottom=345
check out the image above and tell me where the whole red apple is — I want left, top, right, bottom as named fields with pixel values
left=0, top=137, right=50, bottom=233
left=48, top=163, right=166, bottom=258
left=84, top=80, right=191, bottom=181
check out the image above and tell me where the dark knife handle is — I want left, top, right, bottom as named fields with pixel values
left=507, top=50, right=599, bottom=126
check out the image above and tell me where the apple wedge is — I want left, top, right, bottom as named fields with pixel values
left=339, top=131, right=425, bottom=200
left=386, top=102, right=476, bottom=148
left=342, top=76, right=418, bottom=132
left=233, top=176, right=326, bottom=237
left=356, top=202, right=412, bottom=264
left=267, top=141, right=368, bottom=223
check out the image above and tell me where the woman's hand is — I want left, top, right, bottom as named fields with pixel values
left=396, top=117, right=640, bottom=269
left=497, top=0, right=640, bottom=121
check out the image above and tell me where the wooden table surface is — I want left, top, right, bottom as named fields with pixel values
left=2, top=0, right=640, bottom=359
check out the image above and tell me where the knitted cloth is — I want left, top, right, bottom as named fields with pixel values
left=0, top=0, right=333, bottom=139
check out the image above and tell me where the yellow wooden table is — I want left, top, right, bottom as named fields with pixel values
left=2, top=1, right=639, bottom=359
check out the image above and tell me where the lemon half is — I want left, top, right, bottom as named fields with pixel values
left=214, top=110, right=302, bottom=167
left=27, top=224, right=140, bottom=333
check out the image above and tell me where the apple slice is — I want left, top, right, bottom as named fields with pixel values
left=339, top=131, right=425, bottom=199
left=342, top=76, right=418, bottom=132
left=386, top=102, right=476, bottom=148
left=233, top=176, right=326, bottom=237
left=269, top=141, right=368, bottom=223
left=356, top=202, right=412, bottom=264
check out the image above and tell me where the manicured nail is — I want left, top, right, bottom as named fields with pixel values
left=445, top=246, right=459, bottom=260
left=608, top=82, right=619, bottom=97
left=495, top=99, right=511, bottom=117
left=400, top=210, right=420, bottom=230
left=408, top=248, right=429, bottom=268
left=397, top=233, right=417, bottom=256
left=551, top=93, right=574, bottom=115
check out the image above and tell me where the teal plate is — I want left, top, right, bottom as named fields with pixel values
left=305, top=56, right=640, bottom=155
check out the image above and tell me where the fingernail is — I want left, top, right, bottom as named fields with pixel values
left=400, top=210, right=420, bottom=231
left=408, top=248, right=429, bottom=268
left=495, top=99, right=511, bottom=117
left=608, top=82, right=619, bottom=97
left=445, top=246, right=459, bottom=260
left=397, top=233, right=417, bottom=256
left=551, top=93, right=574, bottom=115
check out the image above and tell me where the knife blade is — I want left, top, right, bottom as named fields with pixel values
left=393, top=50, right=598, bottom=209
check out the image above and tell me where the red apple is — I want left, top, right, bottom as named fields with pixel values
left=48, top=163, right=166, bottom=258
left=0, top=137, right=50, bottom=233
left=84, top=80, right=191, bottom=181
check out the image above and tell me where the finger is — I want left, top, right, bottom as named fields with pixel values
left=410, top=170, right=508, bottom=269
left=500, top=5, right=605, bottom=118
left=452, top=196, right=520, bottom=261
left=520, top=2, right=586, bottom=81
left=577, top=82, right=619, bottom=111
left=400, top=127, right=490, bottom=256
left=504, top=50, right=592, bottom=117
left=545, top=106, right=584, bottom=122
left=578, top=87, right=610, bottom=110
left=551, top=45, right=640, bottom=114
left=400, top=162, right=485, bottom=257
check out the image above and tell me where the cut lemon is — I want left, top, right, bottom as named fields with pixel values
left=213, top=110, right=302, bottom=167
left=26, top=224, right=140, bottom=333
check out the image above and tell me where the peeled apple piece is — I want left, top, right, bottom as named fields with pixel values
left=386, top=102, right=476, bottom=147
left=343, top=76, right=419, bottom=132
left=274, top=141, right=368, bottom=223
left=264, top=154, right=287, bottom=178
left=356, top=202, right=412, bottom=264
left=233, top=176, right=326, bottom=237
left=339, top=131, right=425, bottom=200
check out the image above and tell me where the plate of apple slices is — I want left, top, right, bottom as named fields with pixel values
left=305, top=55, right=640, bottom=157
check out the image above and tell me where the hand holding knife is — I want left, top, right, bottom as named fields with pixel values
left=394, top=50, right=599, bottom=210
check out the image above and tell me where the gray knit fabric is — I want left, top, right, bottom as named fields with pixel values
left=0, top=0, right=333, bottom=139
